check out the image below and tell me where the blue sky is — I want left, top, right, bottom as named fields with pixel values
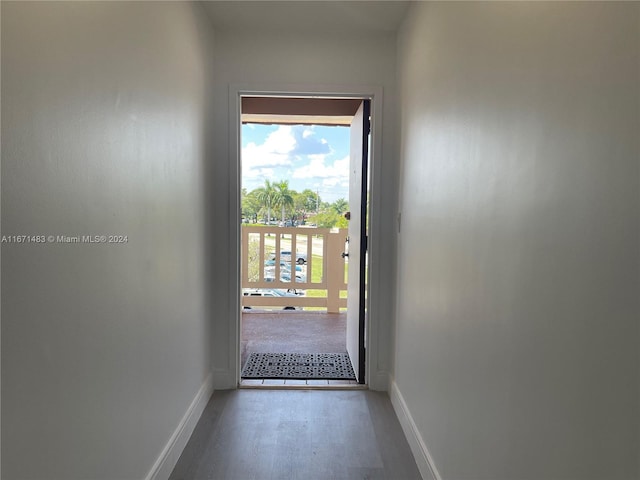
left=241, top=124, right=350, bottom=204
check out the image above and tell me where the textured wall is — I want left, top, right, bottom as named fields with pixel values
left=1, top=2, right=215, bottom=478
left=395, top=2, right=639, bottom=479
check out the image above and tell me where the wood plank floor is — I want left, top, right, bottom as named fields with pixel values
left=169, top=389, right=422, bottom=480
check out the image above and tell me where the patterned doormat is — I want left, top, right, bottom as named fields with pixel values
left=241, top=353, right=356, bottom=380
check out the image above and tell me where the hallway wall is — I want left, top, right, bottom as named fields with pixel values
left=394, top=2, right=639, bottom=479
left=1, top=2, right=216, bottom=478
left=209, top=27, right=399, bottom=390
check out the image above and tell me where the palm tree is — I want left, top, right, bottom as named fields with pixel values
left=331, top=198, right=349, bottom=214
left=255, top=180, right=276, bottom=224
left=274, top=180, right=294, bottom=223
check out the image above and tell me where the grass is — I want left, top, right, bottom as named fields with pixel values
left=305, top=254, right=348, bottom=310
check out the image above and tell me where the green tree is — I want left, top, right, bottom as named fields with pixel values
left=273, top=180, right=294, bottom=223
left=335, top=214, right=349, bottom=229
left=241, top=188, right=261, bottom=223
left=294, top=189, right=320, bottom=222
left=330, top=198, right=348, bottom=214
left=308, top=211, right=348, bottom=229
left=255, top=180, right=277, bottom=223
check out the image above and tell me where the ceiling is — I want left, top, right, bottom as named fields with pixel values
left=242, top=97, right=363, bottom=126
left=201, top=1, right=411, bottom=35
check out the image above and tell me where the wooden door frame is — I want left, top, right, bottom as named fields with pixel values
left=227, top=83, right=384, bottom=388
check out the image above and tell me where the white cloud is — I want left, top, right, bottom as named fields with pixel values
left=241, top=124, right=350, bottom=203
left=243, top=167, right=275, bottom=179
left=292, top=155, right=349, bottom=188
left=322, top=176, right=349, bottom=188
left=242, top=126, right=296, bottom=170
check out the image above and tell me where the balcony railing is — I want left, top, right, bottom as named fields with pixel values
left=241, top=226, right=348, bottom=313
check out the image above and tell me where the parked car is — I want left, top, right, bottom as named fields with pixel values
left=263, top=266, right=306, bottom=284
left=264, top=259, right=288, bottom=267
left=278, top=272, right=307, bottom=283
left=264, top=260, right=303, bottom=273
left=270, top=250, right=307, bottom=265
left=278, top=220, right=296, bottom=227
left=242, top=288, right=304, bottom=310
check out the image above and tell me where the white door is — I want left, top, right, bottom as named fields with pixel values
left=346, top=100, right=370, bottom=383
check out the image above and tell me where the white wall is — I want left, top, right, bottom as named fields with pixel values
left=1, top=2, right=215, bottom=478
left=210, top=28, right=398, bottom=389
left=394, top=2, right=639, bottom=479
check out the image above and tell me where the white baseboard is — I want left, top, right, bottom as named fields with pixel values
left=389, top=377, right=441, bottom=480
left=145, top=373, right=214, bottom=480
left=369, top=370, right=390, bottom=391
left=213, top=368, right=237, bottom=389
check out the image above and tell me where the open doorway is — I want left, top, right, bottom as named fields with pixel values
left=238, top=96, right=370, bottom=385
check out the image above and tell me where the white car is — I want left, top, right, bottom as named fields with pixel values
left=242, top=288, right=305, bottom=310
left=270, top=250, right=307, bottom=265
left=263, top=265, right=306, bottom=284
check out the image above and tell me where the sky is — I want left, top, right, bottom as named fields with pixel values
left=241, top=123, right=350, bottom=204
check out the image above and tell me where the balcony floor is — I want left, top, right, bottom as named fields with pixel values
left=241, top=310, right=347, bottom=372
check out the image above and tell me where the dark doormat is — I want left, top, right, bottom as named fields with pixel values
left=241, top=353, right=356, bottom=380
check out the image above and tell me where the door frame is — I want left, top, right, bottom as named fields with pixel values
left=227, top=83, right=383, bottom=387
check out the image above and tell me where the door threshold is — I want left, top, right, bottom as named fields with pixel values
left=239, top=379, right=367, bottom=390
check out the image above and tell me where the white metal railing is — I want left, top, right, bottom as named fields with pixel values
left=241, top=226, right=348, bottom=312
